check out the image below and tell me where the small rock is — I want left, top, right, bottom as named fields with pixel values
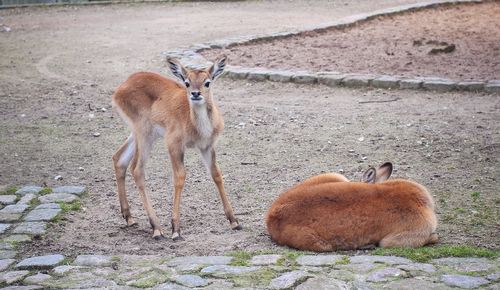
left=342, top=74, right=373, bottom=87
left=0, top=270, right=30, bottom=284
left=0, top=204, right=29, bottom=214
left=0, top=195, right=17, bottom=205
left=16, top=254, right=65, bottom=270
left=268, top=270, right=310, bottom=290
left=52, top=186, right=86, bottom=196
left=12, top=222, right=47, bottom=235
left=15, top=186, right=43, bottom=196
left=0, top=223, right=12, bottom=234
left=38, top=193, right=77, bottom=204
left=23, top=273, right=52, bottom=284
left=366, top=267, right=405, bottom=282
left=400, top=79, right=423, bottom=89
left=73, top=255, right=113, bottom=267
left=0, top=259, right=16, bottom=271
left=54, top=175, right=63, bottom=181
left=296, top=255, right=344, bottom=266
left=174, top=274, right=209, bottom=287
left=93, top=132, right=101, bottom=137
left=24, top=208, right=61, bottom=221
left=441, top=274, right=489, bottom=288
left=251, top=254, right=282, bottom=266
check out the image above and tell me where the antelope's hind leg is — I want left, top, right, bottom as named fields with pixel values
left=379, top=229, right=435, bottom=248
left=112, top=134, right=137, bottom=227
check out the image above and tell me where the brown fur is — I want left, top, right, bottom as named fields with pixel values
left=266, top=164, right=438, bottom=251
left=111, top=56, right=240, bottom=240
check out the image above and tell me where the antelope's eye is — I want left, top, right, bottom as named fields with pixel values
left=185, top=82, right=190, bottom=88
left=204, top=81, right=211, bottom=88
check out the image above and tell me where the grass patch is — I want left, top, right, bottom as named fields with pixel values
left=371, top=245, right=499, bottom=263
left=39, top=187, right=52, bottom=195
left=0, top=186, right=17, bottom=195
left=59, top=200, right=82, bottom=213
left=231, top=268, right=277, bottom=288
left=336, top=255, right=350, bottom=265
left=229, top=250, right=252, bottom=266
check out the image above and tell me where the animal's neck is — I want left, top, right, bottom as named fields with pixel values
left=190, top=102, right=214, bottom=138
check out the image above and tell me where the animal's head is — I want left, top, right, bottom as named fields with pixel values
left=361, top=162, right=393, bottom=183
left=167, top=55, right=227, bottom=106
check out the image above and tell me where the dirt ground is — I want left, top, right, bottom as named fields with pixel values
left=203, top=2, right=500, bottom=81
left=0, top=0, right=498, bottom=258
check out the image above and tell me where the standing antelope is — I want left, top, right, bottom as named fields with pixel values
left=266, top=163, right=438, bottom=251
left=111, top=56, right=241, bottom=240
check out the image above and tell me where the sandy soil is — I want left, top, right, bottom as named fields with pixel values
left=0, top=0, right=498, bottom=258
left=203, top=2, right=500, bottom=81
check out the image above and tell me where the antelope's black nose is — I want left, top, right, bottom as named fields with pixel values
left=191, top=91, right=201, bottom=98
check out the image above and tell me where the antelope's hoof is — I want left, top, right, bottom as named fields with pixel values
left=231, top=222, right=242, bottom=230
left=154, top=234, right=165, bottom=241
left=126, top=219, right=138, bottom=227
left=172, top=232, right=185, bottom=241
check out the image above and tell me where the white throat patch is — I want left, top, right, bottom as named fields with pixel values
left=192, top=104, right=213, bottom=138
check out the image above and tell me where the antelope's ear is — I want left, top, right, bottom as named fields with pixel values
left=362, top=167, right=377, bottom=184
left=209, top=55, right=227, bottom=80
left=167, top=57, right=188, bottom=83
left=375, top=162, right=393, bottom=182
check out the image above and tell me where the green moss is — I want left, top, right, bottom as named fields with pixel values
left=229, top=250, right=252, bottom=266
left=59, top=200, right=82, bottom=213
left=231, top=268, right=277, bottom=288
left=39, top=187, right=53, bottom=195
left=0, top=186, right=17, bottom=195
left=126, top=270, right=169, bottom=288
left=336, top=255, right=350, bottom=265
left=371, top=245, right=499, bottom=263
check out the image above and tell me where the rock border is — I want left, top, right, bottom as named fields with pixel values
left=162, top=0, right=500, bottom=94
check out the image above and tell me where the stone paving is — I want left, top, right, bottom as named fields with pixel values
left=0, top=185, right=499, bottom=289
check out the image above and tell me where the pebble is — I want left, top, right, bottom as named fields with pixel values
left=15, top=186, right=43, bottom=196
left=16, top=254, right=65, bottom=270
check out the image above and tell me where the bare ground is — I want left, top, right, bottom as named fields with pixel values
left=203, top=2, right=500, bottom=81
left=0, top=0, right=498, bottom=258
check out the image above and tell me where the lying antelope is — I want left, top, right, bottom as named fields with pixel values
left=266, top=163, right=438, bottom=251
left=112, top=56, right=241, bottom=240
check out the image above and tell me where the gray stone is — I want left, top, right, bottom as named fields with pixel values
left=366, top=267, right=405, bottom=282
left=3, top=234, right=31, bottom=243
left=0, top=242, right=14, bottom=250
left=423, top=79, right=457, bottom=92
left=0, top=204, right=29, bottom=214
left=24, top=208, right=61, bottom=221
left=485, top=82, right=500, bottom=93
left=73, top=254, right=113, bottom=267
left=342, top=74, right=373, bottom=87
left=0, top=270, right=30, bottom=284
left=372, top=75, right=400, bottom=89
left=23, top=273, right=51, bottom=284
left=337, top=262, right=379, bottom=274
left=167, top=256, right=232, bottom=266
left=153, top=283, right=190, bottom=290
left=442, top=274, right=489, bottom=289
left=16, top=194, right=37, bottom=205
left=16, top=254, right=65, bottom=269
left=52, top=265, right=83, bottom=275
left=350, top=255, right=412, bottom=265
left=457, top=81, right=484, bottom=92
left=0, top=250, right=17, bottom=259
left=251, top=254, right=282, bottom=265
left=0, top=259, right=16, bottom=271
left=400, top=78, right=423, bottom=89
left=296, top=276, right=349, bottom=290
left=246, top=68, right=270, bottom=81
left=297, top=255, right=344, bottom=266
left=38, top=193, right=77, bottom=204
left=200, top=265, right=261, bottom=276
left=0, top=212, right=22, bottom=222
left=15, top=186, right=43, bottom=195
left=52, top=185, right=86, bottom=196
left=292, top=72, right=317, bottom=84
left=268, top=270, right=310, bottom=290
left=225, top=66, right=249, bottom=80
left=12, top=222, right=47, bottom=235
left=174, top=274, right=209, bottom=287
left=35, top=203, right=60, bottom=209
left=317, top=73, right=345, bottom=87
left=384, top=278, right=451, bottom=289
left=268, top=71, right=295, bottom=82
left=0, top=223, right=12, bottom=234
left=433, top=257, right=496, bottom=272
left=487, top=273, right=500, bottom=281
left=398, top=262, right=436, bottom=273
left=0, top=195, right=17, bottom=205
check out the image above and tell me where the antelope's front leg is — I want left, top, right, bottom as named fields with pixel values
left=201, top=148, right=241, bottom=230
left=168, top=145, right=187, bottom=241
